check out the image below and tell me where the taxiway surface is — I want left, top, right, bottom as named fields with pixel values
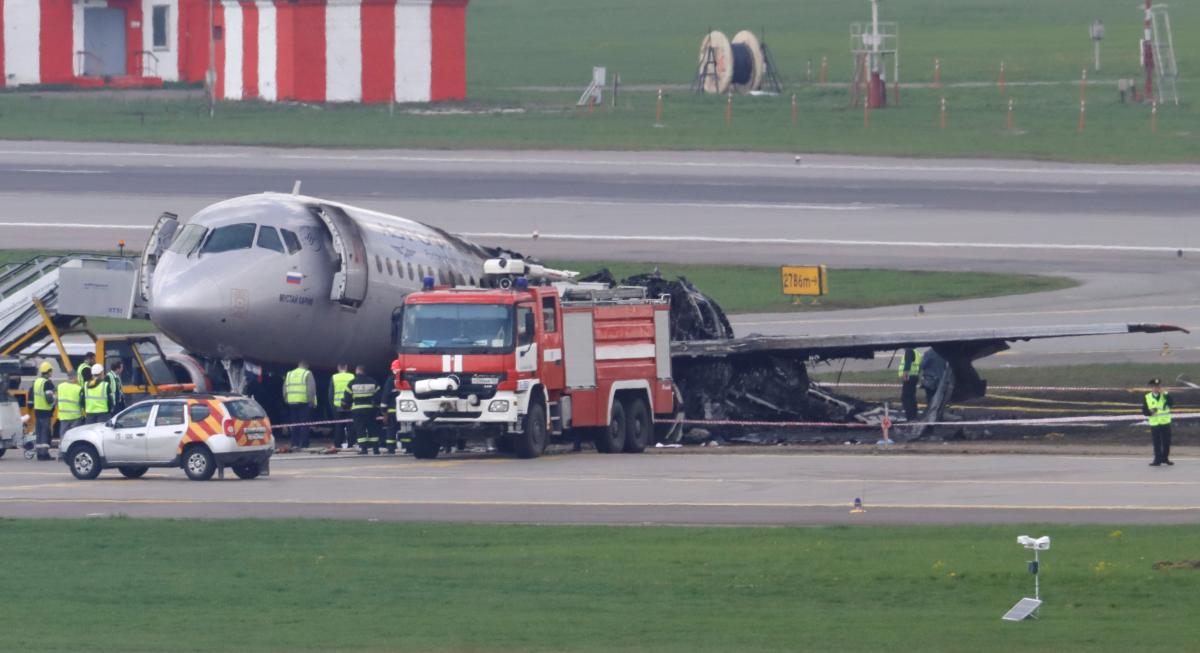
left=2, top=450, right=1196, bottom=525
left=2, top=142, right=1197, bottom=364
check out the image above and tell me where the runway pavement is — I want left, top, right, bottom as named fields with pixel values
left=1, top=449, right=1196, bottom=525
left=2, top=141, right=1197, bottom=364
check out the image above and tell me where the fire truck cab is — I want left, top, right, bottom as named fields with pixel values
left=390, top=261, right=676, bottom=459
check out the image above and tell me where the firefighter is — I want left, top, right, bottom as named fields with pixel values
left=380, top=360, right=403, bottom=454
left=1143, top=378, right=1174, bottom=466
left=84, top=364, right=111, bottom=425
left=76, top=351, right=95, bottom=386
left=343, top=364, right=380, bottom=455
left=106, top=360, right=126, bottom=413
left=898, top=347, right=922, bottom=420
left=283, top=360, right=317, bottom=451
left=328, top=363, right=356, bottom=451
left=31, top=362, right=56, bottom=460
left=55, top=367, right=86, bottom=437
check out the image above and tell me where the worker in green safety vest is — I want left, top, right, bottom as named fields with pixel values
left=84, top=365, right=111, bottom=425
left=31, top=361, right=57, bottom=460
left=1142, top=378, right=1175, bottom=466
left=76, top=352, right=95, bottom=386
left=342, top=364, right=380, bottom=455
left=898, top=348, right=923, bottom=420
left=284, top=361, right=317, bottom=451
left=56, top=369, right=85, bottom=437
left=328, top=363, right=356, bottom=451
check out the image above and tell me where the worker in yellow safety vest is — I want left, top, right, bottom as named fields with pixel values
left=84, top=364, right=111, bottom=425
left=898, top=347, right=923, bottom=420
left=283, top=361, right=317, bottom=451
left=56, top=369, right=85, bottom=437
left=327, top=363, right=356, bottom=452
left=76, top=351, right=95, bottom=385
left=1142, top=378, right=1175, bottom=467
left=31, top=361, right=57, bottom=460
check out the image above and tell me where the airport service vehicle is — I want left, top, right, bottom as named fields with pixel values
left=59, top=394, right=272, bottom=481
left=391, top=260, right=675, bottom=459
left=0, top=358, right=31, bottom=458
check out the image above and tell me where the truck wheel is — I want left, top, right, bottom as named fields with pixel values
left=594, top=400, right=626, bottom=453
left=232, top=463, right=261, bottom=480
left=68, top=444, right=102, bottom=480
left=0, top=447, right=6, bottom=458
left=182, top=445, right=216, bottom=481
left=623, top=398, right=652, bottom=453
left=410, top=432, right=441, bottom=460
left=118, top=466, right=148, bottom=479
left=513, top=402, right=548, bottom=459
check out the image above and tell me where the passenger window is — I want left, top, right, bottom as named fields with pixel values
left=256, top=226, right=285, bottom=253
left=516, top=306, right=535, bottom=346
left=280, top=229, right=302, bottom=254
left=376, top=256, right=383, bottom=274
left=200, top=223, right=256, bottom=254
left=189, top=404, right=212, bottom=423
left=407, top=262, right=414, bottom=280
left=154, top=403, right=186, bottom=427
left=114, top=403, right=154, bottom=429
left=386, top=258, right=394, bottom=276
left=542, top=296, right=557, bottom=332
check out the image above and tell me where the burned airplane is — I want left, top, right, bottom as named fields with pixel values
left=140, top=192, right=1185, bottom=440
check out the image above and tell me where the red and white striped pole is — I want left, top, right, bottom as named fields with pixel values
left=1143, top=0, right=1155, bottom=102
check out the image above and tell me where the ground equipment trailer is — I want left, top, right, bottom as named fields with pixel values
left=391, top=268, right=675, bottom=459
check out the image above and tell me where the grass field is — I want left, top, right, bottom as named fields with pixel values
left=551, top=260, right=1076, bottom=313
left=0, top=0, right=1195, bottom=161
left=2, top=519, right=1199, bottom=652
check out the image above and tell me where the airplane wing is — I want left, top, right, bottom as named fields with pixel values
left=672, top=323, right=1189, bottom=360
left=667, top=323, right=1190, bottom=435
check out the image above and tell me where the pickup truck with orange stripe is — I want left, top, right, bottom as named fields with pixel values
left=59, top=394, right=272, bottom=481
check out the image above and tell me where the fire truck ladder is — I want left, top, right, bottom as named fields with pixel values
left=1150, top=5, right=1180, bottom=105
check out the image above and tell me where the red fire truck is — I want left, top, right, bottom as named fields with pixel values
left=390, top=260, right=676, bottom=459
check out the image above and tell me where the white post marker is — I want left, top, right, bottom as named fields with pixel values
left=1003, top=535, right=1051, bottom=621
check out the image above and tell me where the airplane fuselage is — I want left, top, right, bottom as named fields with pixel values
left=148, top=193, right=492, bottom=372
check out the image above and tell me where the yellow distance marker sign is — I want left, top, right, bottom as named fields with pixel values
left=781, top=265, right=827, bottom=296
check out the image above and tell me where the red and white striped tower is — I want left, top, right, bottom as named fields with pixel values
left=1142, top=0, right=1155, bottom=101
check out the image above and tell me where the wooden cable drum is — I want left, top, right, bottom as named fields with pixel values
left=730, top=30, right=764, bottom=92
left=697, top=30, right=764, bottom=94
left=697, top=30, right=733, bottom=94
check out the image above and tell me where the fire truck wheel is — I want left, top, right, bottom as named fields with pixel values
left=514, top=402, right=548, bottom=459
left=594, top=401, right=627, bottom=453
left=623, top=398, right=651, bottom=453
left=410, top=432, right=441, bottom=460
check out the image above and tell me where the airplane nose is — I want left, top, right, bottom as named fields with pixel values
left=149, top=257, right=228, bottom=356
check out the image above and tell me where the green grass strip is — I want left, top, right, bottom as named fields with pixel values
left=2, top=519, right=1199, bottom=652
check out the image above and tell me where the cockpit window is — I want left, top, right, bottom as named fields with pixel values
left=168, top=224, right=208, bottom=255
left=256, top=226, right=285, bottom=253
left=200, top=223, right=256, bottom=254
left=280, top=229, right=302, bottom=255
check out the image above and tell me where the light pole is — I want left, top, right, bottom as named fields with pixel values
left=1090, top=19, right=1104, bottom=72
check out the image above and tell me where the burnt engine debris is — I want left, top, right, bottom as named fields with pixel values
left=584, top=268, right=883, bottom=442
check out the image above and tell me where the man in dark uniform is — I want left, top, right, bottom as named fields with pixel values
left=106, top=360, right=126, bottom=413
left=380, top=360, right=405, bottom=455
left=898, top=347, right=922, bottom=420
left=343, top=365, right=381, bottom=455
left=1142, top=378, right=1175, bottom=466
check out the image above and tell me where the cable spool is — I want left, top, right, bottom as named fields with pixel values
left=696, top=30, right=764, bottom=94
left=697, top=31, right=733, bottom=94
left=730, top=30, right=764, bottom=92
